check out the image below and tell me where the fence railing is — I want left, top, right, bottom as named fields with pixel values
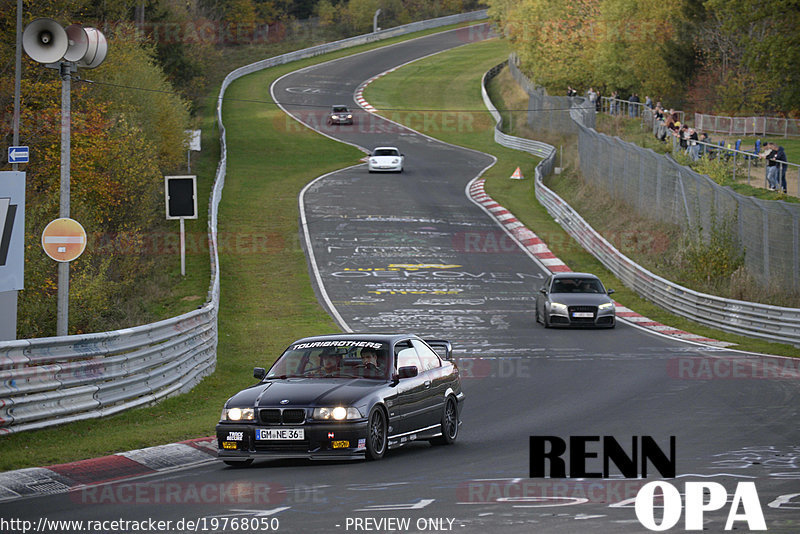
left=695, top=113, right=800, bottom=138
left=0, top=10, right=490, bottom=435
left=482, top=61, right=800, bottom=347
left=661, top=132, right=800, bottom=197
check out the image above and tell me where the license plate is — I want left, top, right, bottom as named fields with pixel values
left=222, top=441, right=238, bottom=450
left=255, top=428, right=304, bottom=440
left=572, top=312, right=594, bottom=318
left=332, top=440, right=349, bottom=449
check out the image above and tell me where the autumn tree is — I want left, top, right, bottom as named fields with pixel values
left=694, top=0, right=800, bottom=115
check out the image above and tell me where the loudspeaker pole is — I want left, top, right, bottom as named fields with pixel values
left=56, top=61, right=75, bottom=336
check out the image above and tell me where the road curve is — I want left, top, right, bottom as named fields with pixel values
left=2, top=25, right=799, bottom=534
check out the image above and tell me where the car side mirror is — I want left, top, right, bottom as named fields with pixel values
left=539, top=287, right=547, bottom=294
left=253, top=367, right=266, bottom=380
left=397, top=366, right=418, bottom=379
left=607, top=289, right=615, bottom=295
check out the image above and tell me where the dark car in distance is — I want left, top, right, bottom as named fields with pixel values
left=216, top=333, right=463, bottom=465
left=327, top=105, right=354, bottom=125
left=535, top=272, right=616, bottom=328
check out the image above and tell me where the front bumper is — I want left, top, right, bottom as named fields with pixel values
left=328, top=116, right=353, bottom=125
left=546, top=305, right=615, bottom=327
left=368, top=163, right=402, bottom=172
left=216, top=420, right=369, bottom=461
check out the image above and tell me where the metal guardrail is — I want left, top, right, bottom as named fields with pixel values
left=0, top=11, right=490, bottom=435
left=695, top=113, right=800, bottom=138
left=482, top=61, right=800, bottom=347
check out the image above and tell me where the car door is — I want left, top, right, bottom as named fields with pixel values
left=411, top=339, right=447, bottom=428
left=391, top=340, right=429, bottom=437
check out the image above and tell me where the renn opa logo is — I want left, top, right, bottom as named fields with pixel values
left=530, top=436, right=766, bottom=531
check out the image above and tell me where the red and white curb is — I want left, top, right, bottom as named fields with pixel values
left=469, top=178, right=735, bottom=348
left=0, top=437, right=216, bottom=502
left=355, top=67, right=401, bottom=113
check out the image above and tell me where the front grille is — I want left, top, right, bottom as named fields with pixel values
left=568, top=305, right=597, bottom=323
left=259, top=408, right=306, bottom=425
left=260, top=409, right=281, bottom=424
left=282, top=409, right=305, bottom=424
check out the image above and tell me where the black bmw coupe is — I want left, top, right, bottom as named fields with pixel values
left=216, top=333, right=463, bottom=465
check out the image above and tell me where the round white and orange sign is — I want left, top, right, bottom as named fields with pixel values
left=41, top=217, right=87, bottom=262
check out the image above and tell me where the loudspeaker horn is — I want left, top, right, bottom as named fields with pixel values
left=77, top=27, right=107, bottom=69
left=63, top=24, right=89, bottom=62
left=22, top=18, right=68, bottom=64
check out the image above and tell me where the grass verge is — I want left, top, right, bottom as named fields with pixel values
left=0, top=20, right=484, bottom=472
left=363, top=39, right=799, bottom=358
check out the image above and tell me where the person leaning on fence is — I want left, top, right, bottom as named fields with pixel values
left=587, top=87, right=597, bottom=107
left=688, top=128, right=700, bottom=160
left=678, top=124, right=689, bottom=151
left=698, top=132, right=710, bottom=157
left=609, top=90, right=618, bottom=114
left=761, top=143, right=780, bottom=191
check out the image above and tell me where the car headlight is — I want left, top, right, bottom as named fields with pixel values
left=222, top=407, right=255, bottom=421
left=313, top=407, right=363, bottom=420
left=391, top=158, right=399, bottom=164
left=598, top=302, right=615, bottom=310
left=331, top=115, right=339, bottom=119
left=369, top=158, right=376, bottom=164
left=550, top=302, right=568, bottom=314
left=346, top=114, right=352, bottom=119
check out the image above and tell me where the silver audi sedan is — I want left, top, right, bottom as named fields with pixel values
left=535, top=272, right=616, bottom=328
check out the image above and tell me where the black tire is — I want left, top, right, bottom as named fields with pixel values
left=431, top=396, right=459, bottom=445
left=543, top=310, right=551, bottom=328
left=223, top=459, right=253, bottom=467
left=534, top=306, right=540, bottom=325
left=365, top=407, right=387, bottom=460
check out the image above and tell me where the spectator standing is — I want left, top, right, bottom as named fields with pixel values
left=587, top=87, right=597, bottom=107
left=609, top=90, right=618, bottom=115
left=688, top=128, right=700, bottom=160
left=775, top=143, right=788, bottom=193
left=761, top=143, right=779, bottom=190
left=645, top=95, right=653, bottom=109
left=678, top=124, right=689, bottom=151
left=629, top=93, right=640, bottom=117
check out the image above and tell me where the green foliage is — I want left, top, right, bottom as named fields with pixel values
left=691, top=154, right=734, bottom=186
left=696, top=0, right=800, bottom=114
left=678, top=214, right=745, bottom=287
left=489, top=0, right=689, bottom=98
left=89, top=26, right=191, bottom=171
left=489, top=0, right=799, bottom=115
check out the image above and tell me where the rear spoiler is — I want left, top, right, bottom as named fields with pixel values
left=425, top=339, right=453, bottom=361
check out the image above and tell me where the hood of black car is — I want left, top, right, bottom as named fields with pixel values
left=226, top=378, right=379, bottom=408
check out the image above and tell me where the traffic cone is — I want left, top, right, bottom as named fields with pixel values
left=510, top=167, right=524, bottom=179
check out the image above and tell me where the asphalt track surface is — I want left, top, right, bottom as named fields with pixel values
left=3, top=26, right=800, bottom=534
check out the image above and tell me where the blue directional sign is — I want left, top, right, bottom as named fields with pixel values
left=8, top=146, right=29, bottom=164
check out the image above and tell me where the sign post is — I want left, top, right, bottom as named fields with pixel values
left=0, top=171, right=26, bottom=341
left=165, top=176, right=198, bottom=276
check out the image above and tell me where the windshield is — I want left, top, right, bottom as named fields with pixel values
left=551, top=277, right=605, bottom=294
left=373, top=149, right=399, bottom=157
left=267, top=340, right=391, bottom=380
left=332, top=106, right=348, bottom=113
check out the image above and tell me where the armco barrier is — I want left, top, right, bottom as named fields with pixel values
left=0, top=11, right=490, bottom=434
left=482, top=61, right=800, bottom=347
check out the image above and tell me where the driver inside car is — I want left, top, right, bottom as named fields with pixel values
left=359, top=347, right=384, bottom=377
left=317, top=350, right=342, bottom=376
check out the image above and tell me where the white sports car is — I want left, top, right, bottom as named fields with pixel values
left=368, top=147, right=404, bottom=173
